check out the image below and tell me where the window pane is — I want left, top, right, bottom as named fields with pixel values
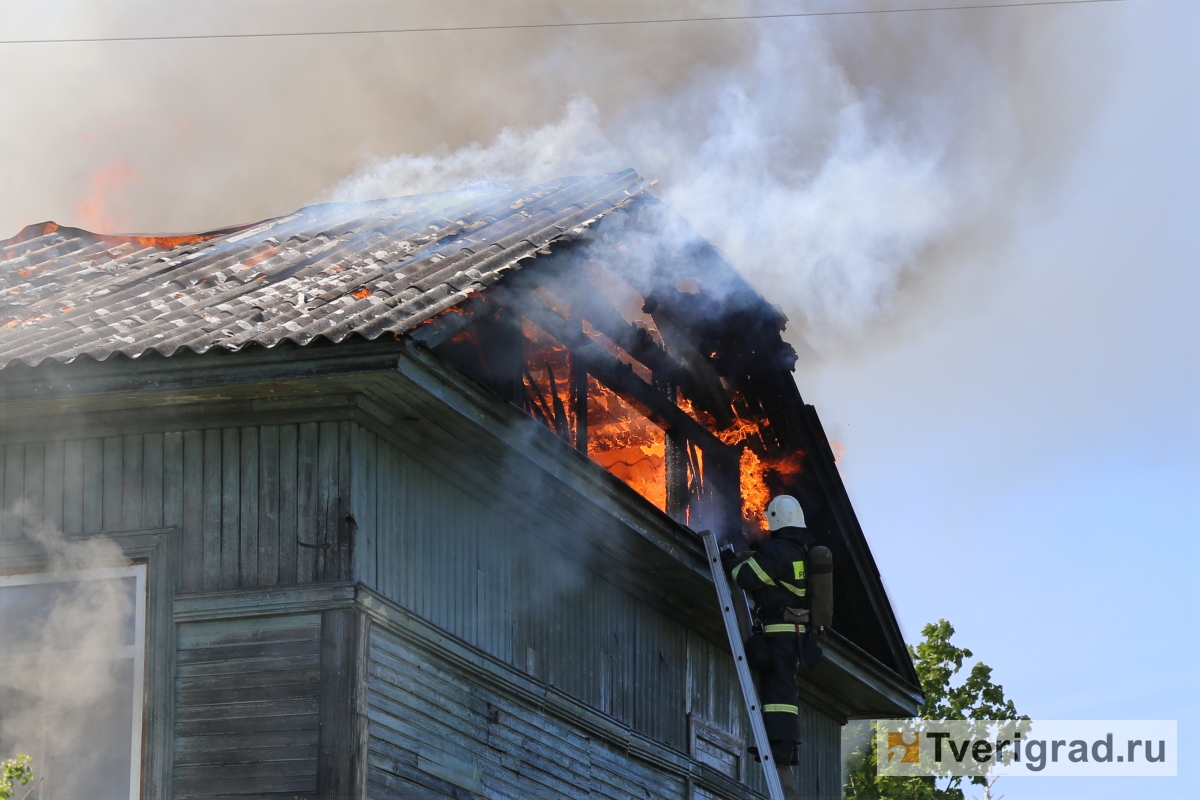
left=38, top=657, right=135, bottom=800
left=0, top=576, right=136, bottom=648
left=0, top=568, right=143, bottom=800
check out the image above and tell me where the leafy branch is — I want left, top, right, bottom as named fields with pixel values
left=0, top=755, right=33, bottom=800
left=844, top=620, right=1024, bottom=799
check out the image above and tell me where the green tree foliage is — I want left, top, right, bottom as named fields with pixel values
left=0, top=754, right=33, bottom=800
left=844, top=620, right=1022, bottom=799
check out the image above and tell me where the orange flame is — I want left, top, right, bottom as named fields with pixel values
left=76, top=158, right=140, bottom=232
left=511, top=310, right=804, bottom=527
left=679, top=397, right=803, bottom=528
left=587, top=377, right=666, bottom=511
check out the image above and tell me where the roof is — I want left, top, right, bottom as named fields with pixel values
left=0, top=170, right=644, bottom=369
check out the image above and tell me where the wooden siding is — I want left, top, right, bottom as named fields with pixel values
left=0, top=423, right=351, bottom=592
left=173, top=613, right=322, bottom=798
left=796, top=705, right=842, bottom=800
left=350, top=424, right=849, bottom=796
left=368, top=623, right=697, bottom=800
left=350, top=425, right=843, bottom=796
left=0, top=400, right=847, bottom=796
left=351, top=428, right=743, bottom=754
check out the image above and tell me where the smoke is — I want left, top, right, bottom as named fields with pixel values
left=0, top=507, right=137, bottom=798
left=329, top=96, right=620, bottom=203
left=325, top=10, right=1108, bottom=349
left=0, top=3, right=1110, bottom=350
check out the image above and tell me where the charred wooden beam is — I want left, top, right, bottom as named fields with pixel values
left=542, top=276, right=689, bottom=389
left=514, top=298, right=738, bottom=470
left=572, top=343, right=588, bottom=454
left=641, top=294, right=733, bottom=430
left=656, top=378, right=689, bottom=522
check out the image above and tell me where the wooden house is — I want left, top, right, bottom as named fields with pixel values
left=0, top=171, right=921, bottom=799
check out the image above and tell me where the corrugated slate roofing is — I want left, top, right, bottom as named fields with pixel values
left=0, top=170, right=644, bottom=369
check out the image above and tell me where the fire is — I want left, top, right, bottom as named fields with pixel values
left=586, top=378, right=666, bottom=511
left=680, top=396, right=804, bottom=528
left=521, top=318, right=576, bottom=439
left=446, top=298, right=805, bottom=530
left=737, top=447, right=805, bottom=529
left=0, top=220, right=216, bottom=252
left=75, top=158, right=140, bottom=233
left=520, top=317, right=666, bottom=510
left=118, top=233, right=213, bottom=249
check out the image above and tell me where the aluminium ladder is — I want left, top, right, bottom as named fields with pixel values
left=699, top=530, right=787, bottom=800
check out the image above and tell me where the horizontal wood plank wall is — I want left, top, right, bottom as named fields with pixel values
left=0, top=423, right=351, bottom=591
left=173, top=613, right=322, bottom=798
left=350, top=426, right=794, bottom=791
left=368, top=624, right=696, bottom=800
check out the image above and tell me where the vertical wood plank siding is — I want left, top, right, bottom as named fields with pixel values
left=2, top=418, right=844, bottom=796
left=172, top=613, right=321, bottom=798
left=351, top=425, right=842, bottom=796
left=368, top=624, right=695, bottom=800
left=0, top=425, right=352, bottom=592
left=797, top=704, right=843, bottom=799
left=353, top=431, right=708, bottom=754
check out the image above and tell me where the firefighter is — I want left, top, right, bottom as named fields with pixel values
left=721, top=494, right=825, bottom=784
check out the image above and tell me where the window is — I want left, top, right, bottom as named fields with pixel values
left=0, top=565, right=146, bottom=800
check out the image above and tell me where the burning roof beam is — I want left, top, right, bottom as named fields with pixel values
left=516, top=295, right=737, bottom=472
left=642, top=294, right=734, bottom=431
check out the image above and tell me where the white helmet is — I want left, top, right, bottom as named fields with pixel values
left=765, top=495, right=805, bottom=531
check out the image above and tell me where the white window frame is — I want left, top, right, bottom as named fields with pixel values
left=0, top=564, right=147, bottom=800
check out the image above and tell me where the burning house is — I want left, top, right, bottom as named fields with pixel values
left=0, top=170, right=920, bottom=799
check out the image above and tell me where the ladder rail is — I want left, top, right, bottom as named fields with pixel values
left=699, top=530, right=787, bottom=800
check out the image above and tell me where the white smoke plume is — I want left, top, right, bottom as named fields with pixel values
left=0, top=4, right=1109, bottom=351
left=328, top=13, right=1106, bottom=349
left=0, top=507, right=137, bottom=799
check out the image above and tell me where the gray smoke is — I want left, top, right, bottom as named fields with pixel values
left=0, top=507, right=137, bottom=799
left=327, top=10, right=1110, bottom=348
left=0, top=2, right=1110, bottom=350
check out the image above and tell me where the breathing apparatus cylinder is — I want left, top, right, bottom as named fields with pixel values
left=808, top=545, right=834, bottom=630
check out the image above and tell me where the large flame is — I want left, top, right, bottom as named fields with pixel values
left=679, top=397, right=805, bottom=528
left=586, top=377, right=666, bottom=511
left=516, top=313, right=804, bottom=525
left=521, top=317, right=667, bottom=510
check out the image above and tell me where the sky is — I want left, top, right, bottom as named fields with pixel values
left=803, top=3, right=1198, bottom=796
left=0, top=1, right=1196, bottom=797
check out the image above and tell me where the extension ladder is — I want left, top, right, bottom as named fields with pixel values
left=699, top=529, right=786, bottom=800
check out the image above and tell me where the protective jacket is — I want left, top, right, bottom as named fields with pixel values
left=729, top=525, right=817, bottom=762
left=731, top=526, right=816, bottom=634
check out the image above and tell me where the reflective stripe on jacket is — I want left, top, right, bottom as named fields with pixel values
left=730, top=528, right=814, bottom=625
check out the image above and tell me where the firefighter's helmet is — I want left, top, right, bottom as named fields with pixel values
left=765, top=495, right=805, bottom=531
